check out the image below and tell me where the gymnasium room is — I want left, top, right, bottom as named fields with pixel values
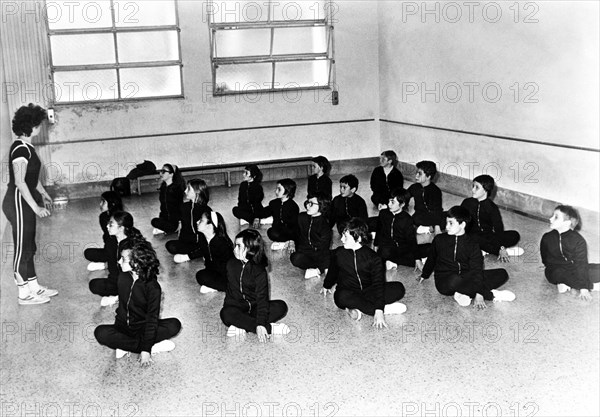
left=1, top=1, right=598, bottom=416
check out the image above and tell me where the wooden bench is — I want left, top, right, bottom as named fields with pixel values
left=134, top=156, right=313, bottom=195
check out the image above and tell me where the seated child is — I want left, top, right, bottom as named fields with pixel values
left=329, top=174, right=368, bottom=235
left=85, top=190, right=123, bottom=271
left=151, top=163, right=185, bottom=235
left=195, top=210, right=235, bottom=293
left=541, top=205, right=600, bottom=300
left=375, top=188, right=426, bottom=271
left=289, top=192, right=332, bottom=279
left=94, top=237, right=181, bottom=366
left=263, top=178, right=300, bottom=250
left=220, top=229, right=290, bottom=342
left=407, top=160, right=444, bottom=236
left=419, top=206, right=516, bottom=309
left=322, top=218, right=407, bottom=328
left=461, top=174, right=522, bottom=261
left=232, top=164, right=264, bottom=228
left=307, top=155, right=333, bottom=201
left=370, top=150, right=404, bottom=209
left=166, top=179, right=211, bottom=263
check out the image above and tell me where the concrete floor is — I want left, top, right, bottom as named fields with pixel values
left=1, top=172, right=599, bottom=417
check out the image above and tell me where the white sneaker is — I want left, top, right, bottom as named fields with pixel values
left=151, top=339, right=175, bottom=355
left=18, top=293, right=50, bottom=305
left=454, top=292, right=472, bottom=307
left=34, top=286, right=58, bottom=298
left=492, top=289, right=516, bottom=302
left=270, top=323, right=290, bottom=335
left=593, top=282, right=600, bottom=292
left=506, top=246, right=525, bottom=257
left=100, top=295, right=118, bottom=307
left=226, top=325, right=247, bottom=337
left=87, top=262, right=106, bottom=271
left=384, top=302, right=407, bottom=315
left=557, top=284, right=571, bottom=294
left=304, top=268, right=321, bottom=279
left=173, top=254, right=190, bottom=263
left=270, top=242, right=286, bottom=250
left=346, top=308, right=362, bottom=321
left=416, top=225, right=432, bottom=234
left=481, top=250, right=489, bottom=256
left=200, top=285, right=218, bottom=294
left=385, top=261, right=398, bottom=271
left=115, top=349, right=130, bottom=359
left=152, top=228, right=165, bottom=235
left=260, top=216, right=274, bottom=225
left=240, top=219, right=249, bottom=226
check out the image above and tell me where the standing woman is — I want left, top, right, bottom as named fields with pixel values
left=370, top=150, right=404, bottom=209
left=2, top=104, right=57, bottom=305
left=151, top=163, right=185, bottom=235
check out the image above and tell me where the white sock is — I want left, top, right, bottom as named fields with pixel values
left=27, top=278, right=40, bottom=292
left=18, top=283, right=30, bottom=298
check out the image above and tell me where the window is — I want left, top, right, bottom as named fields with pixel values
left=46, top=0, right=182, bottom=103
left=207, top=0, right=336, bottom=95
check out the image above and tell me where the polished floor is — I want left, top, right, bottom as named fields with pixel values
left=1, top=172, right=599, bottom=417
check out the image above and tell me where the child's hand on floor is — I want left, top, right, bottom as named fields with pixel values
left=140, top=351, right=153, bottom=367
left=498, top=247, right=510, bottom=263
left=256, top=326, right=269, bottom=343
left=286, top=241, right=296, bottom=254
left=473, top=294, right=487, bottom=310
left=372, top=310, right=388, bottom=329
left=578, top=289, right=592, bottom=301
left=320, top=287, right=333, bottom=298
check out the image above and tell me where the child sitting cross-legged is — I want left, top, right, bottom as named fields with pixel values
left=418, top=206, right=516, bottom=309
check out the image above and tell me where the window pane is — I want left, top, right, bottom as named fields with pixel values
left=117, top=31, right=179, bottom=63
left=50, top=34, right=115, bottom=65
left=275, top=60, right=329, bottom=88
left=209, top=1, right=269, bottom=23
left=114, top=0, right=177, bottom=27
left=53, top=70, right=117, bottom=102
left=120, top=66, right=182, bottom=98
left=46, top=0, right=112, bottom=30
left=272, top=27, right=327, bottom=55
left=215, top=29, right=270, bottom=57
left=216, top=64, right=272, bottom=92
left=272, top=0, right=327, bottom=21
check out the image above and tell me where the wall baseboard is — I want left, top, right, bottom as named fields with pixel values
left=46, top=157, right=598, bottom=234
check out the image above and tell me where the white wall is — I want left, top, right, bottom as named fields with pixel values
left=41, top=1, right=380, bottom=184
left=378, top=1, right=599, bottom=211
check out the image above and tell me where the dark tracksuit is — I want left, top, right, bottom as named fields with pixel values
left=324, top=246, right=405, bottom=316
left=461, top=197, right=520, bottom=255
left=541, top=229, right=600, bottom=290
left=220, top=258, right=288, bottom=334
left=89, top=237, right=129, bottom=296
left=195, top=236, right=235, bottom=292
left=290, top=213, right=332, bottom=272
left=95, top=271, right=181, bottom=353
left=264, top=198, right=300, bottom=242
left=151, top=182, right=184, bottom=234
left=165, top=202, right=210, bottom=256
left=232, top=181, right=264, bottom=223
left=375, top=209, right=426, bottom=267
left=421, top=233, right=509, bottom=300
left=2, top=140, right=43, bottom=283
left=408, top=183, right=444, bottom=228
left=370, top=166, right=404, bottom=206
left=84, top=211, right=111, bottom=262
left=307, top=174, right=333, bottom=201
left=329, top=193, right=368, bottom=235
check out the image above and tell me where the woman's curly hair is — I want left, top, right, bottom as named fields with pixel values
left=12, top=104, right=47, bottom=137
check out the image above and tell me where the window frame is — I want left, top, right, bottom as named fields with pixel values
left=45, top=0, right=184, bottom=105
left=207, top=0, right=336, bottom=96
